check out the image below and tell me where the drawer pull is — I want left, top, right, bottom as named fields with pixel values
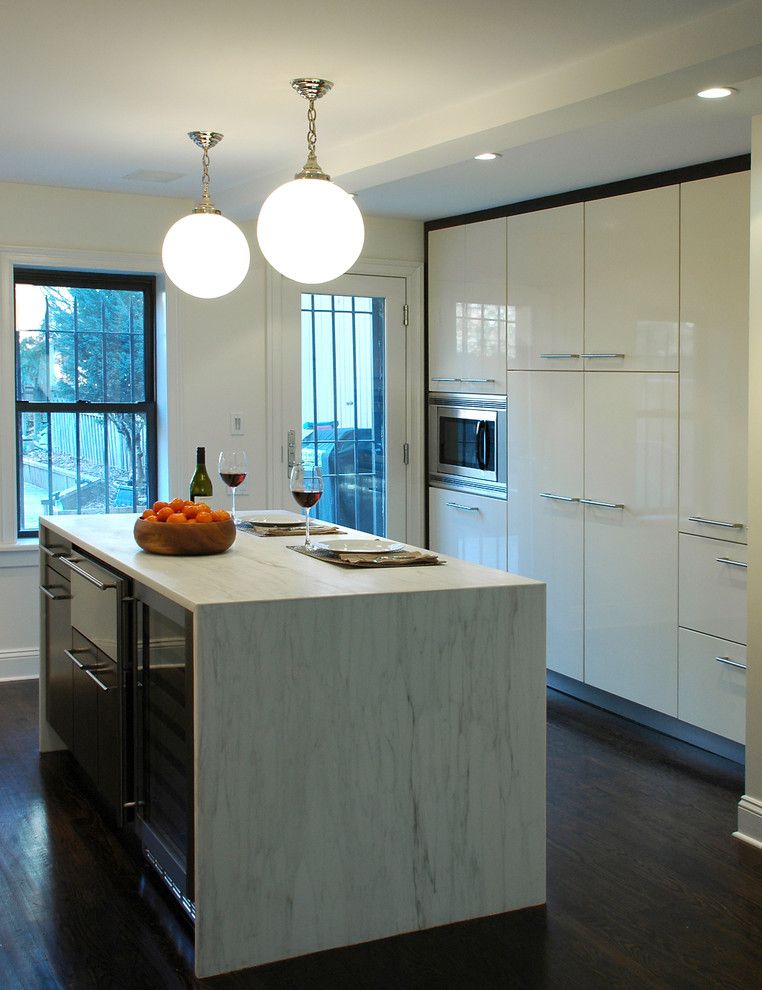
left=39, top=584, right=72, bottom=601
left=540, top=353, right=581, bottom=360
left=430, top=377, right=496, bottom=384
left=83, top=666, right=110, bottom=692
left=582, top=353, right=626, bottom=359
left=64, top=647, right=92, bottom=670
left=59, top=556, right=117, bottom=590
left=431, top=377, right=462, bottom=382
left=580, top=498, right=624, bottom=510
left=715, top=656, right=747, bottom=671
left=688, top=516, right=744, bottom=530
left=716, top=557, right=747, bottom=569
left=446, top=502, right=479, bottom=512
left=539, top=492, right=580, bottom=503
left=40, top=544, right=70, bottom=558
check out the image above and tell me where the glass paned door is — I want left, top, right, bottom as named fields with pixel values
left=279, top=274, right=407, bottom=541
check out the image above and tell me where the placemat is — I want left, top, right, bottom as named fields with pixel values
left=288, top=545, right=444, bottom=568
left=237, top=521, right=346, bottom=537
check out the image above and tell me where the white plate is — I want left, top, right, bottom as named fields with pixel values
left=312, top=539, right=405, bottom=554
left=246, top=512, right=303, bottom=527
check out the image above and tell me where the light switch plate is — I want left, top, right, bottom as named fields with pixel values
left=230, top=413, right=244, bottom=435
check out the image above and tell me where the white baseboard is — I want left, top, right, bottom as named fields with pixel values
left=734, top=795, right=762, bottom=848
left=0, top=648, right=39, bottom=681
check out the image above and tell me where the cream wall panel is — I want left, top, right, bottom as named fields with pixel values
left=679, top=172, right=749, bottom=543
left=585, top=186, right=679, bottom=371
left=507, top=204, right=583, bottom=370
left=583, top=372, right=678, bottom=713
left=507, top=370, right=583, bottom=679
left=428, top=219, right=507, bottom=393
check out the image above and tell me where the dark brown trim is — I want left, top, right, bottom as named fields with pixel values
left=424, top=154, right=750, bottom=232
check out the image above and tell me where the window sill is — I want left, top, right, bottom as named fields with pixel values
left=0, top=540, right=39, bottom=568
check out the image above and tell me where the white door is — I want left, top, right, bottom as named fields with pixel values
left=276, top=273, right=409, bottom=541
left=583, top=371, right=679, bottom=714
left=507, top=370, right=584, bottom=679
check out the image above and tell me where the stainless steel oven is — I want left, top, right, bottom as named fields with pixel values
left=428, top=392, right=506, bottom=497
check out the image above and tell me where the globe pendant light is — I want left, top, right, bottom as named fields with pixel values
left=162, top=131, right=250, bottom=299
left=257, top=79, right=365, bottom=284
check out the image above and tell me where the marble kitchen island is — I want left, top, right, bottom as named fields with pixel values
left=39, top=513, right=546, bottom=979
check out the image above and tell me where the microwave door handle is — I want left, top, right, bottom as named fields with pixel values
left=482, top=421, right=492, bottom=470
left=475, top=421, right=486, bottom=470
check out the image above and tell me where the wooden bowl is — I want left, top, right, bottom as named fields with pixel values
left=133, top=518, right=237, bottom=556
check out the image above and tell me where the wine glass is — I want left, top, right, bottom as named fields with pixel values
left=218, top=449, right=248, bottom=522
left=289, top=462, right=323, bottom=548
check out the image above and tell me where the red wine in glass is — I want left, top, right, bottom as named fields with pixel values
left=218, top=450, right=248, bottom=521
left=289, top=462, right=323, bottom=547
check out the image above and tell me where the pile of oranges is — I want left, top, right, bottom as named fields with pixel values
left=140, top=498, right=231, bottom=525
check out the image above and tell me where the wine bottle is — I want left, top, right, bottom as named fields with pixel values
left=189, top=446, right=213, bottom=502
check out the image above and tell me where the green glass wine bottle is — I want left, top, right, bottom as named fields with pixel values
left=189, top=446, right=213, bottom=502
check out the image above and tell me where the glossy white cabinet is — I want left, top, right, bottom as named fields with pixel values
left=679, top=534, right=747, bottom=645
left=428, top=486, right=507, bottom=570
left=679, top=171, right=749, bottom=544
left=506, top=204, right=584, bottom=370
left=585, top=186, right=679, bottom=372
left=678, top=629, right=746, bottom=744
left=428, top=219, right=507, bottom=393
left=583, top=373, right=679, bottom=714
left=507, top=371, right=584, bottom=679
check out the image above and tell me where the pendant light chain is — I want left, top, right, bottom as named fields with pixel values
left=200, top=145, right=212, bottom=205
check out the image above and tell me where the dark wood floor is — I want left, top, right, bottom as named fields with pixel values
left=2, top=681, right=762, bottom=990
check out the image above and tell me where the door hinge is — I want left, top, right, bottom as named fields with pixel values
left=402, top=303, right=409, bottom=327
left=403, top=442, right=410, bottom=465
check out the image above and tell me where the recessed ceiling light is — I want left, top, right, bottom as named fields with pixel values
left=697, top=87, right=738, bottom=99
left=474, top=152, right=502, bottom=161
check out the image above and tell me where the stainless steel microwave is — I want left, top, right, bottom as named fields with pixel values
left=428, top=393, right=506, bottom=498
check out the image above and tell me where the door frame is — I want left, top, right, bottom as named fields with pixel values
left=265, top=258, right=425, bottom=547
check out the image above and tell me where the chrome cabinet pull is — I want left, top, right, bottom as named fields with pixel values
left=688, top=516, right=744, bottom=530
left=580, top=498, right=624, bottom=509
left=64, top=647, right=92, bottom=670
left=539, top=492, right=580, bottom=503
left=582, top=353, right=626, bottom=359
left=540, top=353, right=581, bottom=360
left=59, top=556, right=116, bottom=590
left=446, top=502, right=479, bottom=512
left=83, top=666, right=110, bottom=692
left=715, top=656, right=747, bottom=671
left=430, top=377, right=496, bottom=384
left=39, top=584, right=72, bottom=601
left=716, top=557, right=747, bottom=569
left=40, top=544, right=70, bottom=558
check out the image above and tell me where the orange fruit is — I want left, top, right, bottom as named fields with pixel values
left=170, top=497, right=185, bottom=512
left=152, top=500, right=169, bottom=513
left=196, top=511, right=213, bottom=524
left=194, top=503, right=211, bottom=514
left=211, top=509, right=230, bottom=522
left=182, top=503, right=198, bottom=519
left=141, top=508, right=154, bottom=519
left=166, top=512, right=189, bottom=524
left=156, top=506, right=173, bottom=522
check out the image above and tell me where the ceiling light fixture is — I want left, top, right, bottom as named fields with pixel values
left=697, top=86, right=738, bottom=99
left=474, top=152, right=502, bottom=161
left=256, top=79, right=365, bottom=284
left=162, top=131, right=250, bottom=299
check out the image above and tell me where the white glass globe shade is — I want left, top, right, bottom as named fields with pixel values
left=162, top=212, right=251, bottom=299
left=256, top=178, right=365, bottom=284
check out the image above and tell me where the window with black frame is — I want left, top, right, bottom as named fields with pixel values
left=14, top=269, right=157, bottom=538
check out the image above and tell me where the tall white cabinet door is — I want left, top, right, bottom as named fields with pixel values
left=679, top=171, right=749, bottom=543
left=428, top=219, right=507, bottom=393
left=584, top=186, right=679, bottom=372
left=428, top=487, right=507, bottom=569
left=583, top=372, right=679, bottom=714
left=506, top=204, right=583, bottom=370
left=507, top=371, right=584, bottom=679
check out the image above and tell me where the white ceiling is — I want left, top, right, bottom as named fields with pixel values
left=2, top=0, right=762, bottom=222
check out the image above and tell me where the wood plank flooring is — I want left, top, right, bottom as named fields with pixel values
left=2, top=680, right=762, bottom=989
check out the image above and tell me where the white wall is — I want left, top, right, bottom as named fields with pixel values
left=738, top=116, right=762, bottom=845
left=0, top=182, right=423, bottom=679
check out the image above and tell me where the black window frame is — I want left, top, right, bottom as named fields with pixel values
left=14, top=267, right=158, bottom=538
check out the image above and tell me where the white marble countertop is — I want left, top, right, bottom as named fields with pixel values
left=41, top=512, right=539, bottom=612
